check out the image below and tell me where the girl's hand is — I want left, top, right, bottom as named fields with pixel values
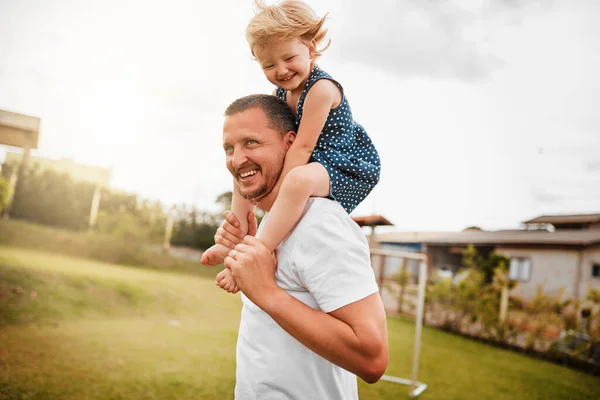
left=215, top=210, right=258, bottom=248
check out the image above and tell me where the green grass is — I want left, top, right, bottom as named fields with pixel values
left=0, top=218, right=213, bottom=277
left=1, top=246, right=599, bottom=399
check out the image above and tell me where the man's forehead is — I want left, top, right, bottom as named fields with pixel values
left=223, top=109, right=277, bottom=142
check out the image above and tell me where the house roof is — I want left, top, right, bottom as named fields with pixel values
left=377, top=229, right=600, bottom=247
left=522, top=213, right=600, bottom=225
left=352, top=215, right=393, bottom=227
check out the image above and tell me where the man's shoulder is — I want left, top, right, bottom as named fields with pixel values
left=289, top=198, right=366, bottom=245
left=297, top=198, right=352, bottom=229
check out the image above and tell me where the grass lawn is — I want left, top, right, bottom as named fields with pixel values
left=1, top=246, right=598, bottom=399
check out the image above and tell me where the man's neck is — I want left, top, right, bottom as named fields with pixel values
left=249, top=190, right=275, bottom=213
left=255, top=195, right=274, bottom=213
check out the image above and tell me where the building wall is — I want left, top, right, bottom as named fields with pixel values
left=580, top=247, right=600, bottom=298
left=428, top=246, right=462, bottom=272
left=379, top=242, right=421, bottom=281
left=496, top=247, right=580, bottom=300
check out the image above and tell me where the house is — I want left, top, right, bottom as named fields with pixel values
left=376, top=213, right=600, bottom=301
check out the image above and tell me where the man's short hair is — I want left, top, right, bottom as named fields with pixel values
left=224, top=94, right=296, bottom=136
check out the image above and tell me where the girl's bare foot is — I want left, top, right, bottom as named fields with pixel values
left=215, top=268, right=239, bottom=294
left=201, top=243, right=230, bottom=266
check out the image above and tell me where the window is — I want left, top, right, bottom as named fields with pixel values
left=593, top=263, right=600, bottom=279
left=509, top=258, right=531, bottom=281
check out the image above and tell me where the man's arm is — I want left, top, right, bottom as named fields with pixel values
left=224, top=235, right=388, bottom=383
left=265, top=288, right=388, bottom=383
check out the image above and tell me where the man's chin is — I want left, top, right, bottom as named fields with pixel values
left=239, top=187, right=266, bottom=202
left=239, top=185, right=275, bottom=206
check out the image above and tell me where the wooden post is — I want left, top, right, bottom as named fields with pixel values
left=369, top=224, right=377, bottom=248
left=2, top=168, right=18, bottom=219
left=88, top=184, right=102, bottom=229
left=163, top=209, right=174, bottom=251
left=4, top=138, right=31, bottom=218
left=499, top=285, right=509, bottom=324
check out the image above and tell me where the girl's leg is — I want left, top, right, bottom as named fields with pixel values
left=258, top=162, right=330, bottom=252
left=230, top=179, right=251, bottom=235
left=201, top=179, right=253, bottom=266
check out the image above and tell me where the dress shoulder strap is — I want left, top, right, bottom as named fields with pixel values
left=296, top=66, right=344, bottom=119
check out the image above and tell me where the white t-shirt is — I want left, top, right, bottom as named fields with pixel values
left=235, top=198, right=379, bottom=400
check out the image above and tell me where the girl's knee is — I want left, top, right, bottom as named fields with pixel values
left=280, top=166, right=316, bottom=196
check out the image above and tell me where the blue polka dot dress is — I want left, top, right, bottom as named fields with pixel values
left=276, top=65, right=381, bottom=214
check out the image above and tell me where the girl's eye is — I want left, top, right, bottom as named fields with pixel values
left=263, top=65, right=274, bottom=70
left=285, top=56, right=296, bottom=62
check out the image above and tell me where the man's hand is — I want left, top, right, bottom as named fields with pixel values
left=223, top=236, right=279, bottom=310
left=214, top=210, right=258, bottom=249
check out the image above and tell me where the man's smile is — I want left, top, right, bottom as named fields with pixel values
left=239, top=170, right=258, bottom=178
left=237, top=167, right=260, bottom=184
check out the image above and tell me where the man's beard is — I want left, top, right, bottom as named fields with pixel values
left=239, top=184, right=268, bottom=201
left=237, top=167, right=282, bottom=203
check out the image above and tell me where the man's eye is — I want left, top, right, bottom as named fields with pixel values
left=247, top=140, right=258, bottom=146
left=224, top=146, right=233, bottom=153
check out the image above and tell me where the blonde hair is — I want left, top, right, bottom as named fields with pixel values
left=246, top=0, right=331, bottom=57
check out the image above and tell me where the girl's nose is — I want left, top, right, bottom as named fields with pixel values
left=276, top=64, right=288, bottom=77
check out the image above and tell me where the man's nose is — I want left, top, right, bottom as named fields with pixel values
left=231, top=148, right=248, bottom=169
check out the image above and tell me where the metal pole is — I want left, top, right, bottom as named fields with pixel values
left=411, top=260, right=427, bottom=392
left=372, top=248, right=428, bottom=398
left=377, top=253, right=386, bottom=290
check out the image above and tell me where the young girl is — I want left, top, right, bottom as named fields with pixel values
left=202, top=0, right=381, bottom=293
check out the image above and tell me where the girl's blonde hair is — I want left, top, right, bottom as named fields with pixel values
left=246, top=0, right=330, bottom=57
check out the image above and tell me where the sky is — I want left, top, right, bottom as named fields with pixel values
left=1, top=0, right=599, bottom=232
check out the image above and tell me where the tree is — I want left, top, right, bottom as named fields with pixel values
left=4, top=163, right=96, bottom=230
left=1, top=160, right=170, bottom=239
left=461, top=244, right=511, bottom=284
left=169, top=203, right=222, bottom=250
left=480, top=252, right=511, bottom=285
left=216, top=191, right=232, bottom=212
left=587, top=288, right=600, bottom=338
left=0, top=176, right=10, bottom=214
left=214, top=190, right=265, bottom=227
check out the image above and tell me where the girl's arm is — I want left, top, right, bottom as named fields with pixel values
left=261, top=80, right=340, bottom=206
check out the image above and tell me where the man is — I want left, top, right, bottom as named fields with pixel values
left=215, top=94, right=388, bottom=399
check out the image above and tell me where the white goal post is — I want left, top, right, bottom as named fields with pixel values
left=370, top=248, right=428, bottom=398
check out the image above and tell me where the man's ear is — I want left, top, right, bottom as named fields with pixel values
left=284, top=131, right=296, bottom=149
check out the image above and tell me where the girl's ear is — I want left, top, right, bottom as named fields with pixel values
left=309, top=39, right=316, bottom=59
